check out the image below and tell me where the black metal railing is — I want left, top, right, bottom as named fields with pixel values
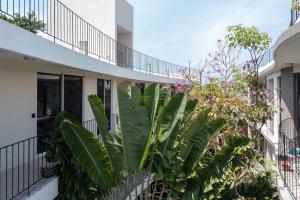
left=259, top=48, right=274, bottom=68
left=278, top=118, right=299, bottom=200
left=291, top=0, right=300, bottom=26
left=0, top=132, right=55, bottom=200
left=0, top=0, right=193, bottom=79
left=0, top=118, right=99, bottom=200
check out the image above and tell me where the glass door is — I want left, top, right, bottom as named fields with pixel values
left=64, top=75, right=83, bottom=122
left=37, top=73, right=61, bottom=152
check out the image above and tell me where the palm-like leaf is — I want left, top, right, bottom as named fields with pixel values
left=183, top=136, right=252, bottom=199
left=182, top=112, right=226, bottom=175
left=88, top=95, right=126, bottom=180
left=155, top=93, right=187, bottom=143
left=118, top=86, right=149, bottom=172
left=157, top=99, right=198, bottom=168
left=144, top=84, right=160, bottom=128
left=59, top=116, right=116, bottom=190
left=163, top=99, right=198, bottom=152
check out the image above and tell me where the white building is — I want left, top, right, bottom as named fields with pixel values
left=259, top=0, right=300, bottom=199
left=0, top=0, right=196, bottom=199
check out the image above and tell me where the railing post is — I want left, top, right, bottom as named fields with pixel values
left=283, top=134, right=286, bottom=185
left=72, top=12, right=74, bottom=50
left=28, top=139, right=30, bottom=196
left=54, top=0, right=56, bottom=43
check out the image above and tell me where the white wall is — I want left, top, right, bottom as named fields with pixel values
left=116, top=0, right=134, bottom=33
left=117, top=31, right=133, bottom=48
left=0, top=61, right=36, bottom=147
left=27, top=178, right=58, bottom=200
left=83, top=75, right=97, bottom=122
left=59, top=0, right=116, bottom=39
left=0, top=19, right=181, bottom=85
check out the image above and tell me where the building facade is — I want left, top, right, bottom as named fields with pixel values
left=0, top=0, right=198, bottom=199
left=259, top=0, right=300, bottom=199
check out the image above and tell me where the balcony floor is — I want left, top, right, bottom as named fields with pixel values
left=0, top=156, right=55, bottom=200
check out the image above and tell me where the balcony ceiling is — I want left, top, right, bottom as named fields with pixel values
left=274, top=21, right=300, bottom=66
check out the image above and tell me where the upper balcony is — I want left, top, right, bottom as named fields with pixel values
left=0, top=0, right=198, bottom=82
left=258, top=48, right=275, bottom=77
left=259, top=0, right=300, bottom=77
left=290, top=0, right=300, bottom=26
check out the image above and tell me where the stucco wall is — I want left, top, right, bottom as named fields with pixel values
left=0, top=56, right=116, bottom=148
left=0, top=61, right=37, bottom=147
left=59, top=0, right=116, bottom=39
left=117, top=31, right=133, bottom=48
left=280, top=67, right=296, bottom=138
left=116, top=0, right=134, bottom=33
left=0, top=19, right=180, bottom=85
left=27, top=178, right=58, bottom=200
left=83, top=75, right=98, bottom=122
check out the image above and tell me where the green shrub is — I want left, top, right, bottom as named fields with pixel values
left=0, top=11, right=45, bottom=33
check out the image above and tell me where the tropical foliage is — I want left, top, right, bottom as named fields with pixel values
left=0, top=11, right=45, bottom=33
left=177, top=25, right=278, bottom=199
left=53, top=83, right=272, bottom=199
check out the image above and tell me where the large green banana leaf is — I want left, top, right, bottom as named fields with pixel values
left=139, top=84, right=160, bottom=170
left=59, top=117, right=116, bottom=190
left=157, top=87, right=170, bottom=112
left=143, top=84, right=160, bottom=129
left=181, top=110, right=226, bottom=175
left=155, top=92, right=187, bottom=143
left=88, top=94, right=126, bottom=181
left=118, top=85, right=149, bottom=172
left=163, top=99, right=198, bottom=152
left=183, top=136, right=252, bottom=200
left=157, top=99, right=198, bottom=168
left=179, top=109, right=210, bottom=162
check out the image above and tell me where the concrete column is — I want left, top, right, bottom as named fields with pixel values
left=274, top=76, right=280, bottom=143
left=273, top=76, right=280, bottom=161
left=281, top=67, right=295, bottom=121
left=111, top=80, right=118, bottom=132
left=82, top=75, right=97, bottom=122
left=280, top=67, right=296, bottom=138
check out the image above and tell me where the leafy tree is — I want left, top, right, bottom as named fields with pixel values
left=0, top=11, right=45, bottom=33
left=226, top=25, right=272, bottom=70
left=225, top=25, right=273, bottom=145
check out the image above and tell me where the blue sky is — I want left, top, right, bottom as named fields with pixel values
left=127, top=0, right=289, bottom=68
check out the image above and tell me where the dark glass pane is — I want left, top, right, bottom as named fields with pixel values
left=136, top=83, right=145, bottom=95
left=64, top=75, right=83, bottom=122
left=97, top=79, right=111, bottom=130
left=105, top=80, right=112, bottom=129
left=97, top=79, right=104, bottom=102
left=37, top=73, right=61, bottom=153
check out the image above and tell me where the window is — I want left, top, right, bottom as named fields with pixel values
left=97, top=79, right=112, bottom=129
left=64, top=75, right=83, bottom=122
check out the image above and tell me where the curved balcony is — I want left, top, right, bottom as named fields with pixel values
left=0, top=0, right=192, bottom=80
left=290, top=0, right=300, bottom=26
left=258, top=48, right=275, bottom=77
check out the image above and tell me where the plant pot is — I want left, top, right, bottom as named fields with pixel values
left=281, top=161, right=293, bottom=172
left=41, top=167, right=56, bottom=178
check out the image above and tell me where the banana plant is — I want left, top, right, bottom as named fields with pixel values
left=58, top=83, right=255, bottom=199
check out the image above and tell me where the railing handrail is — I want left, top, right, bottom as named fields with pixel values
left=0, top=118, right=98, bottom=200
left=258, top=48, right=274, bottom=68
left=278, top=118, right=299, bottom=200
left=0, top=0, right=191, bottom=79
left=290, top=0, right=300, bottom=26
